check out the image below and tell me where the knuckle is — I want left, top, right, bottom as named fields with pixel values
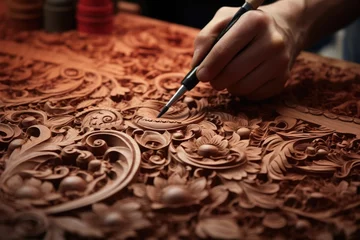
left=197, top=67, right=211, bottom=82
left=215, top=7, right=233, bottom=17
left=194, top=32, right=207, bottom=46
left=248, top=11, right=270, bottom=29
left=271, top=32, right=286, bottom=51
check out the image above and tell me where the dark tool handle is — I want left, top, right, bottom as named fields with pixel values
left=181, top=67, right=199, bottom=90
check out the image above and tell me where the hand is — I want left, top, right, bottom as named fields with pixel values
left=191, top=5, right=299, bottom=100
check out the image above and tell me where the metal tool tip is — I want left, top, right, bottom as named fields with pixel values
left=157, top=106, right=169, bottom=118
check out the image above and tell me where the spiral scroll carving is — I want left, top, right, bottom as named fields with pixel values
left=0, top=12, right=360, bottom=240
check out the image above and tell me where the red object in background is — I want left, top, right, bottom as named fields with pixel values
left=77, top=0, right=114, bottom=35
left=79, top=0, right=111, bottom=6
left=6, top=0, right=43, bottom=31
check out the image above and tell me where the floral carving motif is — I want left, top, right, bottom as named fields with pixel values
left=75, top=107, right=125, bottom=131
left=0, top=55, right=103, bottom=108
left=0, top=11, right=360, bottom=240
left=0, top=126, right=141, bottom=214
left=146, top=174, right=208, bottom=209
left=172, top=128, right=261, bottom=181
left=0, top=123, right=22, bottom=156
left=80, top=199, right=151, bottom=239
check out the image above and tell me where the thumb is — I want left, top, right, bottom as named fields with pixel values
left=191, top=7, right=239, bottom=68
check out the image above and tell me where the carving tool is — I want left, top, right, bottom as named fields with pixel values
left=157, top=0, right=265, bottom=118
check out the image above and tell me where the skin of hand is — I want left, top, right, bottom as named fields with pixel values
left=191, top=4, right=299, bottom=100
left=191, top=0, right=360, bottom=100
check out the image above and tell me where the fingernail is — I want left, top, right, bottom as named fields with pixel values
left=196, top=66, right=206, bottom=82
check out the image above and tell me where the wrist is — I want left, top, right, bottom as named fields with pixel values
left=260, top=0, right=307, bottom=58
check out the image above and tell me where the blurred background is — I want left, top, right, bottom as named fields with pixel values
left=0, top=0, right=357, bottom=62
left=121, top=0, right=351, bottom=61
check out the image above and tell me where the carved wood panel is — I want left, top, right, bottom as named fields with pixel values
left=0, top=13, right=360, bottom=240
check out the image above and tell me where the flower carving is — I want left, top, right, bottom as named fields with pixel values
left=140, top=149, right=170, bottom=177
left=215, top=112, right=261, bottom=139
left=146, top=174, right=208, bottom=209
left=133, top=129, right=171, bottom=150
left=171, top=124, right=202, bottom=142
left=80, top=199, right=151, bottom=239
left=174, top=129, right=261, bottom=180
left=176, top=129, right=244, bottom=167
left=196, top=216, right=243, bottom=239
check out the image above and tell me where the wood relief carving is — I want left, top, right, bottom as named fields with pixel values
left=1, top=13, right=360, bottom=240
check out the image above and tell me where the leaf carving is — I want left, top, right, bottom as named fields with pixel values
left=51, top=217, right=103, bottom=238
left=196, top=217, right=243, bottom=239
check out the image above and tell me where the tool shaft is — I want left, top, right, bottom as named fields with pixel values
left=158, top=0, right=265, bottom=118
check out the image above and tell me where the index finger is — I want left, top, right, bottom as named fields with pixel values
left=192, top=7, right=239, bottom=67
left=196, top=10, right=269, bottom=83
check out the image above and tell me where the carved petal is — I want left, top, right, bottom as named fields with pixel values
left=196, top=217, right=243, bottom=239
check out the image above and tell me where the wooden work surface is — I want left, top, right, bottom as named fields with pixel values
left=0, top=12, right=360, bottom=240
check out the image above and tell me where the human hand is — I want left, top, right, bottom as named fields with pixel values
left=191, top=4, right=300, bottom=100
